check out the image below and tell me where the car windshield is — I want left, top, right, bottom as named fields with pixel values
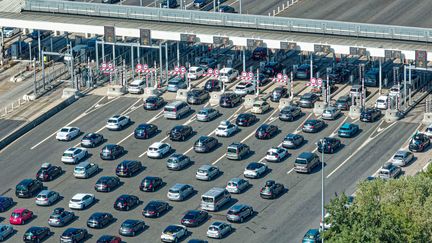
left=74, top=167, right=85, bottom=172
left=198, top=169, right=208, bottom=174
left=228, top=182, right=237, bottom=187
left=167, top=158, right=178, bottom=164
left=253, top=103, right=262, bottom=107
left=70, top=199, right=82, bottom=202
left=168, top=189, right=179, bottom=193
left=209, top=226, right=219, bottom=231
left=16, top=184, right=27, bottom=190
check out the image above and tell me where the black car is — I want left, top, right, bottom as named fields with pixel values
left=335, top=96, right=352, bottom=110
left=142, top=200, right=169, bottom=218
left=181, top=210, right=208, bottom=227
left=262, top=62, right=284, bottom=77
left=168, top=125, right=193, bottom=141
left=80, top=132, right=104, bottom=148
left=60, top=228, right=88, bottom=242
left=48, top=208, right=75, bottom=227
left=15, top=179, right=43, bottom=198
left=270, top=87, right=288, bottom=102
left=134, top=123, right=158, bottom=139
left=144, top=96, right=164, bottom=110
left=317, top=137, right=341, bottom=154
left=302, top=119, right=325, bottom=133
left=100, top=144, right=125, bottom=160
left=194, top=136, right=218, bottom=153
left=409, top=133, right=430, bottom=152
left=217, top=5, right=235, bottom=13
left=260, top=180, right=285, bottom=199
left=204, top=79, right=222, bottom=92
left=23, top=226, right=51, bottom=242
left=252, top=47, right=267, bottom=60
left=279, top=105, right=302, bottom=121
left=97, top=235, right=122, bottom=243
left=255, top=124, right=278, bottom=139
left=94, top=176, right=121, bottom=192
left=140, top=176, right=163, bottom=192
left=0, top=197, right=14, bottom=212
left=360, top=107, right=381, bottom=122
left=115, top=160, right=142, bottom=177
left=236, top=113, right=257, bottom=126
left=220, top=93, right=242, bottom=108
left=187, top=89, right=210, bottom=105
left=36, top=163, right=62, bottom=181
left=87, top=212, right=113, bottom=229
left=119, top=220, right=145, bottom=237
left=282, top=133, right=304, bottom=149
left=114, top=194, right=140, bottom=211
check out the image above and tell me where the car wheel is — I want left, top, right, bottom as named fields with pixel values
left=240, top=216, right=244, bottom=223
left=126, top=206, right=130, bottom=211
left=107, top=187, right=111, bottom=192
left=22, top=220, right=25, bottom=225
left=157, top=212, right=160, bottom=217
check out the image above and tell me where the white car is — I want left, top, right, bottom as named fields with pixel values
left=320, top=212, right=332, bottom=230
left=73, top=161, right=99, bottom=179
left=226, top=178, right=249, bottom=194
left=251, top=100, right=270, bottom=114
left=206, top=221, right=232, bottom=239
left=187, top=66, right=204, bottom=80
left=390, top=150, right=414, bottom=167
left=243, top=162, right=268, bottom=179
left=265, top=147, right=289, bottom=162
left=234, top=81, right=255, bottom=96
left=106, top=115, right=130, bottom=131
left=68, top=193, right=95, bottom=210
left=375, top=95, right=388, bottom=109
left=215, top=120, right=239, bottom=137
left=147, top=142, right=172, bottom=159
left=61, top=147, right=88, bottom=164
left=425, top=124, right=432, bottom=137
left=128, top=79, right=146, bottom=94
left=56, top=127, right=80, bottom=141
left=3, top=27, right=19, bottom=38
left=218, top=68, right=239, bottom=83
left=161, top=224, right=188, bottom=243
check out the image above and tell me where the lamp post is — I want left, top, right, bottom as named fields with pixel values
left=321, top=139, right=325, bottom=243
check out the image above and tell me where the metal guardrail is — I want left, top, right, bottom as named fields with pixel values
left=23, top=0, right=432, bottom=43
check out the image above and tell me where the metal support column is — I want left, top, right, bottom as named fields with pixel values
left=242, top=47, right=246, bottom=72
left=379, top=58, right=382, bottom=94
left=409, top=64, right=412, bottom=105
left=310, top=54, right=313, bottom=81
left=131, top=45, right=135, bottom=80
left=0, top=27, right=4, bottom=66
left=112, top=43, right=116, bottom=65
left=403, top=65, right=407, bottom=108
left=239, top=0, right=242, bottom=14
left=177, top=42, right=180, bottom=67
left=29, top=42, right=32, bottom=64
left=50, top=37, right=53, bottom=52
left=102, top=40, right=105, bottom=63
left=165, top=42, right=169, bottom=84
left=38, top=30, right=41, bottom=63
left=95, top=41, right=99, bottom=70
left=33, top=58, right=37, bottom=95
left=41, top=51, right=45, bottom=90
left=159, top=42, right=163, bottom=87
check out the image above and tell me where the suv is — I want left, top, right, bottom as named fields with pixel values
left=140, top=176, right=163, bottom=192
left=270, top=87, right=288, bottom=102
left=409, top=133, right=430, bottom=152
left=194, top=136, right=218, bottom=153
left=360, top=107, right=381, bottom=122
left=187, top=89, right=209, bottom=105
left=204, top=79, right=222, bottom=92
left=168, top=125, right=193, bottom=141
left=294, top=152, right=320, bottom=173
left=218, top=68, right=239, bottom=83
left=299, top=93, right=319, bottom=108
left=115, top=160, right=142, bottom=177
left=226, top=143, right=250, bottom=160
left=164, top=101, right=191, bottom=120
left=282, top=133, right=304, bottom=149
left=16, top=179, right=43, bottom=198
left=73, top=161, right=99, bottom=179
left=100, top=144, right=125, bottom=160
left=279, top=105, right=301, bottom=121
left=36, top=163, right=62, bottom=181
left=336, top=96, right=352, bottom=110
left=219, top=92, right=241, bottom=108
left=128, top=79, right=146, bottom=94
left=166, top=154, right=191, bottom=170
left=378, top=162, right=402, bottom=179
left=350, top=84, right=366, bottom=97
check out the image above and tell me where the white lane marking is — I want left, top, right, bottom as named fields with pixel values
left=121, top=98, right=142, bottom=115
left=401, top=122, right=423, bottom=150
left=229, top=0, right=239, bottom=5
left=287, top=168, right=295, bottom=174
left=138, top=151, right=147, bottom=158
left=117, top=109, right=164, bottom=145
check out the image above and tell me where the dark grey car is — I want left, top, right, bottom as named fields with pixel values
left=166, top=154, right=191, bottom=170
left=299, top=93, right=319, bottom=108
left=226, top=204, right=253, bottom=223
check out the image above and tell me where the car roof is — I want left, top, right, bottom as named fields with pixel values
left=199, top=165, right=214, bottom=170
left=38, top=190, right=52, bottom=195
left=13, top=208, right=27, bottom=213
left=229, top=178, right=243, bottom=183
left=131, top=79, right=144, bottom=84
left=395, top=150, right=409, bottom=156
left=306, top=228, right=320, bottom=235
left=150, top=142, right=164, bottom=148
left=211, top=221, right=224, bottom=227
left=189, top=66, right=200, bottom=71
left=298, top=152, right=314, bottom=159
left=220, top=67, right=233, bottom=72
left=302, top=93, right=314, bottom=98
left=340, top=122, right=353, bottom=128
left=19, top=178, right=34, bottom=185
left=76, top=161, right=91, bottom=167
left=254, top=100, right=265, bottom=104
left=171, top=183, right=189, bottom=190
left=72, top=193, right=92, bottom=199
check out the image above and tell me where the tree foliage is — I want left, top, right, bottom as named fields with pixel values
left=323, top=170, right=432, bottom=243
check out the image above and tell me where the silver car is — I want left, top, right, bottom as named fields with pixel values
left=73, top=161, right=99, bottom=179
left=391, top=150, right=414, bottom=167
left=167, top=184, right=194, bottom=201
left=226, top=204, right=253, bottom=223
left=166, top=154, right=191, bottom=171
left=226, top=178, right=249, bottom=194
left=196, top=165, right=220, bottom=181
left=167, top=77, right=187, bottom=92
left=35, top=190, right=60, bottom=206
left=197, top=108, right=220, bottom=122
left=206, top=221, right=232, bottom=239
left=48, top=208, right=75, bottom=227
left=322, top=106, right=341, bottom=120
left=0, top=224, right=13, bottom=241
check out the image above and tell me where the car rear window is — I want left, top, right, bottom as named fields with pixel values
left=60, top=128, right=69, bottom=132
left=295, top=158, right=308, bottom=164
left=227, top=148, right=237, bottom=154
left=202, top=196, right=213, bottom=203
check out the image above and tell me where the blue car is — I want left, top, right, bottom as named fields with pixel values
left=0, top=197, right=14, bottom=212
left=338, top=122, right=359, bottom=138
left=302, top=229, right=321, bottom=243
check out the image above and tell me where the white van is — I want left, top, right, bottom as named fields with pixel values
left=218, top=68, right=238, bottom=83
left=375, top=95, right=388, bottom=109
left=201, top=187, right=231, bottom=211
left=128, top=79, right=146, bottom=94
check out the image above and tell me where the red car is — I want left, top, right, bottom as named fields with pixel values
left=10, top=208, right=33, bottom=225
left=97, top=235, right=122, bottom=243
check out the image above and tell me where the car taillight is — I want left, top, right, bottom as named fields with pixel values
left=173, top=108, right=177, bottom=112
left=274, top=154, right=279, bottom=158
left=44, top=174, right=48, bottom=178
left=310, top=126, right=315, bottom=129
left=44, top=198, right=48, bottom=201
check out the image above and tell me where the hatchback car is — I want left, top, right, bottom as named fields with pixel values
left=148, top=142, right=172, bottom=158
left=134, top=123, right=158, bottom=139
left=194, top=136, right=218, bottom=153
left=119, top=219, right=145, bottom=237
left=161, top=224, right=188, bottom=243
left=260, top=180, right=285, bottom=199
left=226, top=204, right=253, bottom=223
left=68, top=193, right=95, bottom=210
left=106, top=115, right=130, bottom=131
left=322, top=106, right=341, bottom=120
left=251, top=100, right=270, bottom=114
left=265, top=147, right=289, bottom=162
left=338, top=122, right=359, bottom=138
left=226, top=178, right=249, bottom=194
left=80, top=132, right=104, bottom=148
left=270, top=86, right=288, bottom=102
left=35, top=190, right=60, bottom=206
left=196, top=165, right=220, bottom=181
left=299, top=93, right=319, bottom=108
left=167, top=184, right=194, bottom=201
left=187, top=66, right=205, bottom=80
left=204, top=79, right=222, bottom=92
left=87, top=212, right=113, bottom=229
left=94, top=176, right=120, bottom=192
left=244, top=162, right=268, bottom=179
left=97, top=235, right=122, bottom=243
left=409, top=133, right=430, bottom=152
left=114, top=194, right=140, bottom=211
left=302, top=119, right=325, bottom=133
left=167, top=77, right=187, bottom=92
left=0, top=197, right=14, bottom=212
left=60, top=228, right=88, bottom=243
left=236, top=113, right=257, bottom=126
left=143, top=200, right=169, bottom=218
left=335, top=96, right=352, bottom=110
left=100, top=144, right=125, bottom=160
left=144, top=96, right=164, bottom=110
left=140, top=176, right=163, bottom=192
left=360, top=107, right=381, bottom=122
left=0, top=224, right=13, bottom=242
left=187, top=89, right=210, bottom=105
left=56, top=127, right=80, bottom=141
left=215, top=120, right=239, bottom=137
left=234, top=81, right=255, bottom=96
left=302, top=229, right=321, bottom=243
left=378, top=162, right=402, bottom=179
left=206, top=222, right=232, bottom=239
left=279, top=105, right=302, bottom=121
left=181, top=210, right=208, bottom=227
left=116, top=160, right=142, bottom=177
left=73, top=161, right=99, bottom=179
left=197, top=108, right=220, bottom=122
left=219, top=92, right=242, bottom=108
left=61, top=147, right=88, bottom=164
left=10, top=208, right=33, bottom=225
left=168, top=125, right=193, bottom=141
left=425, top=124, right=432, bottom=137
left=317, top=137, right=341, bottom=154
left=167, top=154, right=191, bottom=170
left=282, top=133, right=304, bottom=149
left=36, top=162, right=62, bottom=181
left=16, top=179, right=43, bottom=198
left=48, top=208, right=75, bottom=227
left=23, top=226, right=51, bottom=242
left=255, top=124, right=278, bottom=139
left=391, top=150, right=414, bottom=167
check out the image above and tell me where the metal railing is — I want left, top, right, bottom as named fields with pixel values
left=23, top=0, right=432, bottom=43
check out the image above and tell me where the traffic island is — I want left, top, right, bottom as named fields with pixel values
left=106, top=85, right=127, bottom=97
left=210, top=92, right=223, bottom=106
left=176, top=89, right=188, bottom=102
left=278, top=98, right=295, bottom=110
left=313, top=101, right=327, bottom=116
left=348, top=106, right=361, bottom=119
left=384, top=109, right=401, bottom=123
left=244, top=95, right=259, bottom=109
left=422, top=113, right=432, bottom=125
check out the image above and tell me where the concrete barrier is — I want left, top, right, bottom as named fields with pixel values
left=385, top=109, right=401, bottom=123
left=62, top=87, right=80, bottom=99
left=348, top=106, right=361, bottom=119
left=422, top=113, right=432, bottom=125
left=313, top=101, right=327, bottom=116
left=176, top=89, right=188, bottom=102
left=107, top=85, right=126, bottom=97
left=142, top=87, right=162, bottom=99
left=0, top=95, right=77, bottom=151
left=244, top=95, right=259, bottom=109
left=210, top=92, right=223, bottom=106
left=278, top=98, right=293, bottom=110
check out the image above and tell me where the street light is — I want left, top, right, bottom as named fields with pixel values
left=321, top=139, right=325, bottom=243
